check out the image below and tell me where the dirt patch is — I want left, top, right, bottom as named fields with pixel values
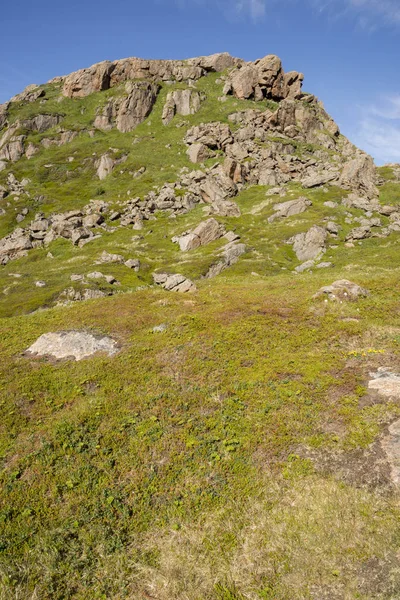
left=300, top=441, right=392, bottom=490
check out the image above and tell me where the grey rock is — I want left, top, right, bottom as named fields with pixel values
left=313, top=279, right=369, bottom=301
left=97, top=154, right=114, bottom=180
left=97, top=251, right=125, bottom=264
left=175, top=218, right=224, bottom=252
left=125, top=259, right=140, bottom=271
left=162, top=89, right=202, bottom=125
left=295, top=260, right=315, bottom=273
left=205, top=242, right=246, bottom=278
left=346, top=226, right=371, bottom=241
left=268, top=197, right=311, bottom=223
left=187, top=143, right=210, bottom=163
left=25, top=331, right=119, bottom=361
left=289, top=226, right=327, bottom=262
left=301, top=170, right=338, bottom=188
left=83, top=213, right=104, bottom=228
left=153, top=272, right=196, bottom=293
left=339, top=155, right=378, bottom=200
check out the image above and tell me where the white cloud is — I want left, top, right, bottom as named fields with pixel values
left=174, top=0, right=400, bottom=25
left=234, top=0, right=266, bottom=20
left=312, top=0, right=400, bottom=26
left=354, top=96, right=400, bottom=164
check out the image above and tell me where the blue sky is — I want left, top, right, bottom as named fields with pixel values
left=1, top=0, right=399, bottom=164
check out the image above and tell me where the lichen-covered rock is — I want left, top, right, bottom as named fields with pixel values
left=313, top=280, right=369, bottom=301
left=25, top=331, right=119, bottom=361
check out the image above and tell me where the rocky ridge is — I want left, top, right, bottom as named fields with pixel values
left=0, top=51, right=397, bottom=307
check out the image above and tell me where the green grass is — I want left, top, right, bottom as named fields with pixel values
left=1, top=270, right=400, bottom=598
left=1, top=66, right=400, bottom=599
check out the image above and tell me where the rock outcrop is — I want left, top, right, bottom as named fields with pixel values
left=162, top=90, right=203, bottom=125
left=94, top=82, right=160, bottom=132
left=63, top=53, right=240, bottom=99
left=223, top=55, right=304, bottom=101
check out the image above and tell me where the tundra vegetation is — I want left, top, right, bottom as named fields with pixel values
left=0, top=53, right=400, bottom=599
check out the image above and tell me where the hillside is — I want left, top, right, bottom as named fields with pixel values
left=1, top=52, right=400, bottom=599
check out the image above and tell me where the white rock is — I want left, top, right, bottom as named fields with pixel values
left=26, top=331, right=119, bottom=361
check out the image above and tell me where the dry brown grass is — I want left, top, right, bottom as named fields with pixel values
left=127, top=475, right=400, bottom=600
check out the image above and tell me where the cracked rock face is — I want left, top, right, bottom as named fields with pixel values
left=25, top=331, right=119, bottom=361
left=162, top=89, right=202, bottom=125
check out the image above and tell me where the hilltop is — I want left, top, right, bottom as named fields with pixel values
left=1, top=53, right=400, bottom=599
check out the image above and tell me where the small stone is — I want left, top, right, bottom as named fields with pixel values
left=124, top=259, right=140, bottom=271
left=35, top=280, right=46, bottom=287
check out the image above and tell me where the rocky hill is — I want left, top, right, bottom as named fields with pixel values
left=1, top=53, right=400, bottom=599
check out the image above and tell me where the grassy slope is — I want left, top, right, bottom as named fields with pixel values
left=0, top=76, right=400, bottom=598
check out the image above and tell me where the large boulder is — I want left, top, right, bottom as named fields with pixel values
left=225, top=54, right=304, bottom=101
left=339, top=154, right=378, bottom=200
left=162, top=89, right=202, bottom=125
left=187, top=143, right=210, bottom=163
left=268, top=197, right=312, bottom=223
left=313, top=280, right=369, bottom=301
left=97, top=154, right=115, bottom=180
left=153, top=272, right=196, bottom=293
left=187, top=53, right=241, bottom=72
left=174, top=218, right=224, bottom=251
left=289, top=226, right=327, bottom=262
left=230, top=65, right=259, bottom=100
left=25, top=331, right=119, bottom=361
